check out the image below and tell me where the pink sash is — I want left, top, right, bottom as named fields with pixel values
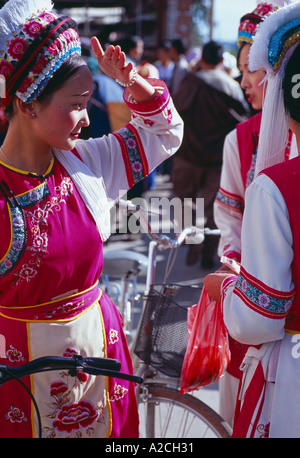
left=0, top=283, right=101, bottom=322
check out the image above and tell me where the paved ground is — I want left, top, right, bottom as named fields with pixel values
left=102, top=173, right=221, bottom=415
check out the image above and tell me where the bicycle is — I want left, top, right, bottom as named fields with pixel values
left=100, top=201, right=232, bottom=438
left=0, top=354, right=142, bottom=438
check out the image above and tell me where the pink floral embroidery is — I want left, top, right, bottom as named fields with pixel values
left=7, top=37, right=28, bottom=60
left=32, top=55, right=48, bottom=75
left=143, top=119, right=155, bottom=126
left=18, top=76, right=35, bottom=94
left=132, top=161, right=142, bottom=173
left=23, top=20, right=44, bottom=38
left=163, top=108, right=173, bottom=124
left=39, top=12, right=57, bottom=23
left=110, top=383, right=128, bottom=402
left=52, top=400, right=98, bottom=434
left=108, top=329, right=119, bottom=345
left=50, top=381, right=69, bottom=397
left=59, top=177, right=73, bottom=195
left=0, top=60, right=14, bottom=79
left=6, top=345, right=25, bottom=363
left=17, top=264, right=38, bottom=282
left=5, top=406, right=27, bottom=424
left=13, top=176, right=73, bottom=287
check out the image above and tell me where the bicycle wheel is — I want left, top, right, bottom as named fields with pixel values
left=138, top=384, right=231, bottom=438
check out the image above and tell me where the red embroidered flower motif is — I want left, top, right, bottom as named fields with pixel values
left=39, top=12, right=58, bottom=23
left=18, top=75, right=34, bottom=94
left=50, top=381, right=69, bottom=397
left=6, top=345, right=24, bottom=363
left=243, top=21, right=257, bottom=35
left=108, top=329, right=119, bottom=345
left=62, top=30, right=72, bottom=44
left=18, top=264, right=37, bottom=281
left=165, top=108, right=173, bottom=124
left=60, top=177, right=73, bottom=195
left=23, top=20, right=44, bottom=38
left=256, top=4, right=274, bottom=16
left=32, top=55, right=49, bottom=75
left=52, top=400, right=98, bottom=433
left=0, top=60, right=14, bottom=79
left=32, top=232, right=48, bottom=252
left=63, top=29, right=77, bottom=44
left=7, top=37, right=28, bottom=61
left=63, top=347, right=78, bottom=358
left=6, top=406, right=27, bottom=424
left=143, top=119, right=155, bottom=127
left=110, top=383, right=128, bottom=402
left=30, top=207, right=48, bottom=225
left=47, top=37, right=63, bottom=56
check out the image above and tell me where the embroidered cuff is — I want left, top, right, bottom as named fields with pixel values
left=222, top=250, right=241, bottom=263
left=123, top=79, right=170, bottom=117
left=215, top=187, right=244, bottom=214
left=112, top=124, right=148, bottom=188
left=234, top=266, right=295, bottom=319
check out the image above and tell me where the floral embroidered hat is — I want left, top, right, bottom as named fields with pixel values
left=237, top=2, right=289, bottom=48
left=0, top=0, right=81, bottom=107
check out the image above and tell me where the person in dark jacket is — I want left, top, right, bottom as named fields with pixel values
left=171, top=40, right=249, bottom=268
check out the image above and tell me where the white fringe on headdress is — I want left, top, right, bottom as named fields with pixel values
left=249, top=1, right=300, bottom=176
left=0, top=0, right=53, bottom=50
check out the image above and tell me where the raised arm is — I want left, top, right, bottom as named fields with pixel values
left=90, top=37, right=158, bottom=103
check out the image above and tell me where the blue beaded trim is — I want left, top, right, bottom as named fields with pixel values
left=238, top=31, right=255, bottom=44
left=268, top=17, right=300, bottom=68
left=20, top=45, right=81, bottom=103
left=0, top=183, right=50, bottom=277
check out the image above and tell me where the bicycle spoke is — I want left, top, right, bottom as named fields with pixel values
left=138, top=385, right=231, bottom=438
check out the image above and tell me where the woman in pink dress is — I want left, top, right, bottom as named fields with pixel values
left=0, top=0, right=183, bottom=438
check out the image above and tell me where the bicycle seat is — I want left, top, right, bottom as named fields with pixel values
left=102, top=250, right=148, bottom=278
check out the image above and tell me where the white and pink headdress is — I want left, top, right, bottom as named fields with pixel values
left=249, top=1, right=300, bottom=176
left=0, top=0, right=81, bottom=106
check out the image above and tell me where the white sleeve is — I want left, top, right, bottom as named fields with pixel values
left=214, top=129, right=245, bottom=261
left=74, top=79, right=183, bottom=203
left=222, top=174, right=295, bottom=345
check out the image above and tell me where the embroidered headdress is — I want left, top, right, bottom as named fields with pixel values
left=237, top=2, right=282, bottom=48
left=249, top=1, right=300, bottom=176
left=0, top=0, right=81, bottom=106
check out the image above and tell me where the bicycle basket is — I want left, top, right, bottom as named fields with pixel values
left=133, top=284, right=203, bottom=378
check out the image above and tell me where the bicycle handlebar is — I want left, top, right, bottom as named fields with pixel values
left=0, top=355, right=143, bottom=385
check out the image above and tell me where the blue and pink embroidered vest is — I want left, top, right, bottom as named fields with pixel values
left=264, top=156, right=300, bottom=332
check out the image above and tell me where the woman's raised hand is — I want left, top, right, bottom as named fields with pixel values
left=90, top=36, right=135, bottom=86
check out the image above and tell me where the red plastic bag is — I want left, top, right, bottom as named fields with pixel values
left=179, top=286, right=231, bottom=394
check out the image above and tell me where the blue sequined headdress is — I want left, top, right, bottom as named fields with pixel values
left=249, top=1, right=300, bottom=176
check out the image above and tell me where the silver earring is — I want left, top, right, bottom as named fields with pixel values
left=31, top=113, right=36, bottom=118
